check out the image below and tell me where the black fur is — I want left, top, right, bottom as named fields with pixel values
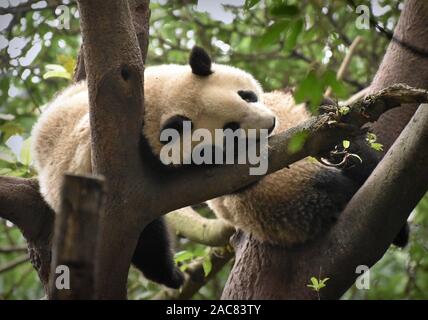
left=189, top=46, right=213, bottom=76
left=392, top=223, right=410, bottom=248
left=238, top=90, right=258, bottom=103
left=132, top=217, right=184, bottom=289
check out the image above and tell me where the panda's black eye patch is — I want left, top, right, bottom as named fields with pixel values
left=238, top=90, right=258, bottom=103
left=160, top=115, right=192, bottom=144
left=161, top=115, right=192, bottom=133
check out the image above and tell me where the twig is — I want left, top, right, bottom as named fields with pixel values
left=340, top=87, right=370, bottom=106
left=0, top=254, right=30, bottom=273
left=154, top=246, right=234, bottom=300
left=4, top=265, right=34, bottom=299
left=325, top=36, right=363, bottom=98
left=0, top=245, right=28, bottom=254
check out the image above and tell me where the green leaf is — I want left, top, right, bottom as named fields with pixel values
left=343, top=140, right=350, bottom=149
left=270, top=4, right=299, bottom=17
left=202, top=256, right=212, bottom=277
left=366, top=132, right=377, bottom=144
left=323, top=70, right=347, bottom=98
left=366, top=133, right=383, bottom=151
left=0, top=123, right=25, bottom=142
left=339, top=106, right=350, bottom=115
left=6, top=167, right=29, bottom=177
left=0, top=145, right=17, bottom=163
left=288, top=131, right=309, bottom=154
left=258, top=20, right=289, bottom=48
left=285, top=19, right=303, bottom=51
left=20, top=137, right=32, bottom=166
left=43, top=70, right=71, bottom=80
left=179, top=264, right=189, bottom=272
left=310, top=277, right=319, bottom=286
left=244, top=0, right=260, bottom=10
left=0, top=168, right=13, bottom=175
left=174, top=250, right=194, bottom=263
left=0, top=113, right=15, bottom=121
left=370, top=142, right=383, bottom=151
left=57, top=55, right=76, bottom=76
left=192, top=245, right=208, bottom=257
left=294, top=71, right=324, bottom=111
left=43, top=64, right=71, bottom=80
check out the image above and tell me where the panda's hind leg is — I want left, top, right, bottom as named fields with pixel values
left=132, top=217, right=184, bottom=289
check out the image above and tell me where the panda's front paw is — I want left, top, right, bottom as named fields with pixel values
left=163, top=266, right=185, bottom=289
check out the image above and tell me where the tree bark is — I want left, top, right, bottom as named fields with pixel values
left=367, top=0, right=428, bottom=152
left=49, top=174, right=105, bottom=300
left=222, top=0, right=428, bottom=300
left=0, top=177, right=54, bottom=291
left=76, top=0, right=153, bottom=299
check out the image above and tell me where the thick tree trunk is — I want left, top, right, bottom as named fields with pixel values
left=222, top=0, right=428, bottom=300
left=368, top=0, right=428, bottom=153
left=76, top=0, right=153, bottom=299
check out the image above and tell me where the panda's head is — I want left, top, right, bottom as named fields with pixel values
left=143, top=46, right=276, bottom=165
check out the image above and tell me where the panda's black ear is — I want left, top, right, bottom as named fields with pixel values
left=189, top=46, right=213, bottom=76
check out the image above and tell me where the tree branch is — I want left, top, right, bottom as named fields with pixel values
left=0, top=177, right=54, bottom=243
left=159, top=85, right=428, bottom=213
left=166, top=207, right=234, bottom=247
left=325, top=36, right=362, bottom=98
left=366, top=0, right=428, bottom=153
left=0, top=245, right=27, bottom=254
left=154, top=246, right=234, bottom=300
left=0, top=254, right=30, bottom=274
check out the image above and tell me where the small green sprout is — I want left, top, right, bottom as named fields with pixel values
left=307, top=277, right=330, bottom=299
left=342, top=140, right=350, bottom=149
left=366, top=132, right=384, bottom=152
left=338, top=106, right=350, bottom=115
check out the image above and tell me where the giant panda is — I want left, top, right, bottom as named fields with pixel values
left=31, top=46, right=275, bottom=289
left=32, top=46, right=407, bottom=290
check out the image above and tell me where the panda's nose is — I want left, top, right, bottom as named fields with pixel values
left=268, top=117, right=276, bottom=135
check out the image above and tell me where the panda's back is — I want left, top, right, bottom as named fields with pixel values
left=31, top=82, right=92, bottom=211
